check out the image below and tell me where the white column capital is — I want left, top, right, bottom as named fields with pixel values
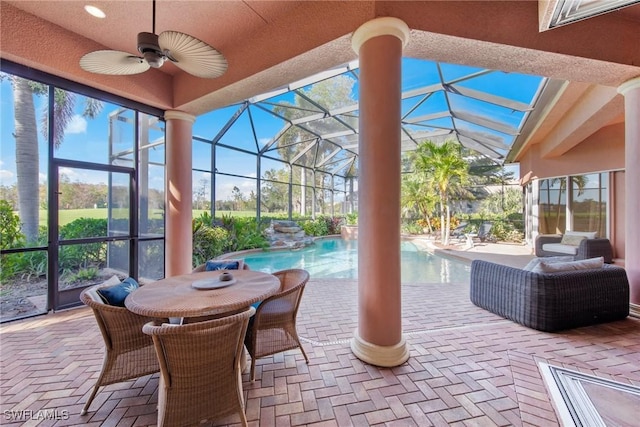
left=618, top=77, right=640, bottom=95
left=352, top=17, right=410, bottom=54
left=165, top=110, right=196, bottom=123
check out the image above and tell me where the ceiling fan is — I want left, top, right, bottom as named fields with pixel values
left=79, top=0, right=227, bottom=79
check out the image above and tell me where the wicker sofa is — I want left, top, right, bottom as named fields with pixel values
left=470, top=260, right=629, bottom=332
left=535, top=234, right=613, bottom=263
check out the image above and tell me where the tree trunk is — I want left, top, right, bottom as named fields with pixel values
left=444, top=204, right=451, bottom=245
left=13, top=77, right=40, bottom=242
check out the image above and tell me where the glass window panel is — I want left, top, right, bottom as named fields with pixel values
left=301, top=117, right=351, bottom=137
left=539, top=177, right=566, bottom=234
left=194, top=104, right=242, bottom=140
left=141, top=113, right=165, bottom=164
left=58, top=242, right=108, bottom=290
left=571, top=173, right=607, bottom=237
left=439, top=63, right=485, bottom=83
left=1, top=76, right=49, bottom=247
left=106, top=240, right=130, bottom=276
left=139, top=240, right=164, bottom=281
left=297, top=74, right=358, bottom=110
left=140, top=163, right=164, bottom=236
left=214, top=174, right=257, bottom=216
left=193, top=171, right=212, bottom=214
left=54, top=95, right=134, bottom=165
left=109, top=109, right=135, bottom=167
left=260, top=92, right=322, bottom=118
left=294, top=143, right=319, bottom=168
left=316, top=171, right=332, bottom=190
left=249, top=105, right=288, bottom=151
left=260, top=181, right=288, bottom=215
left=217, top=109, right=258, bottom=153
left=139, top=114, right=164, bottom=236
left=327, top=133, right=358, bottom=149
left=454, top=71, right=544, bottom=104
left=402, top=58, right=441, bottom=92
left=193, top=139, right=212, bottom=172
left=453, top=119, right=511, bottom=149
left=315, top=141, right=340, bottom=169
left=402, top=91, right=449, bottom=120
left=266, top=127, right=317, bottom=160
left=336, top=112, right=358, bottom=131
left=261, top=157, right=289, bottom=183
left=215, top=146, right=257, bottom=176
left=0, top=250, right=48, bottom=321
left=449, top=93, right=525, bottom=129
left=108, top=172, right=131, bottom=237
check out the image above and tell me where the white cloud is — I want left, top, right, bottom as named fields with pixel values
left=66, top=115, right=87, bottom=134
left=216, top=180, right=256, bottom=200
left=39, top=173, right=47, bottom=184
left=0, top=169, right=15, bottom=181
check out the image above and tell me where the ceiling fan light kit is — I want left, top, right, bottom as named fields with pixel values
left=79, top=0, right=227, bottom=79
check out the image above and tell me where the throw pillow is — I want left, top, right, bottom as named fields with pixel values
left=536, top=256, right=604, bottom=273
left=97, top=277, right=139, bottom=307
left=522, top=256, right=574, bottom=271
left=560, top=234, right=586, bottom=246
left=205, top=259, right=244, bottom=271
left=564, top=230, right=597, bottom=239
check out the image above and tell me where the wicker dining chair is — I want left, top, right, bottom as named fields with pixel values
left=79, top=283, right=160, bottom=415
left=142, top=307, right=254, bottom=427
left=244, top=268, right=310, bottom=381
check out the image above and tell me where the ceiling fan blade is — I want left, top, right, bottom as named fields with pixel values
left=80, top=50, right=150, bottom=75
left=158, top=31, right=228, bottom=79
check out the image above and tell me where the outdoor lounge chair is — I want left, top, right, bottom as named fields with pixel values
left=470, top=259, right=629, bottom=332
left=142, top=307, right=254, bottom=427
left=477, top=221, right=493, bottom=242
left=244, top=269, right=310, bottom=381
left=450, top=222, right=468, bottom=241
left=79, top=279, right=160, bottom=415
left=535, top=232, right=613, bottom=263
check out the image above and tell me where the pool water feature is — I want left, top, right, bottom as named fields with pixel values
left=241, top=238, right=470, bottom=283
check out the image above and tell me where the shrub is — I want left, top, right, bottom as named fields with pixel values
left=0, top=200, right=24, bottom=250
left=192, top=223, right=229, bottom=266
left=58, top=218, right=108, bottom=270
left=218, top=215, right=269, bottom=252
left=345, top=212, right=358, bottom=225
left=301, top=218, right=329, bottom=236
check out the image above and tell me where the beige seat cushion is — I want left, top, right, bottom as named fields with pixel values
left=542, top=243, right=578, bottom=255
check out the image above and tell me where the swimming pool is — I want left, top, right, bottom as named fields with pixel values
left=240, top=238, right=470, bottom=283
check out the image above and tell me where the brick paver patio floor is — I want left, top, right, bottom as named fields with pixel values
left=2, top=272, right=639, bottom=426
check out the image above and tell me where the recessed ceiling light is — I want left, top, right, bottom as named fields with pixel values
left=84, top=5, right=106, bottom=18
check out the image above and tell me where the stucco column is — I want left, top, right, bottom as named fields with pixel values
left=164, top=110, right=195, bottom=277
left=350, top=17, right=410, bottom=367
left=618, top=77, right=640, bottom=311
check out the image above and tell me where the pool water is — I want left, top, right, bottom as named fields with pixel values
left=241, top=238, right=471, bottom=283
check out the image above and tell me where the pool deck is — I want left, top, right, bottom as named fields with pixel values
left=2, top=242, right=638, bottom=426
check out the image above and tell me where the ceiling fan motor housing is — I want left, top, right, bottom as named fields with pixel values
left=137, top=32, right=165, bottom=68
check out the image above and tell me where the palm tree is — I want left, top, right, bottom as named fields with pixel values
left=401, top=173, right=437, bottom=233
left=9, top=75, right=102, bottom=242
left=412, top=139, right=470, bottom=245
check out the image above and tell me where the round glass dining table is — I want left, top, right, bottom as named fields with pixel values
left=125, top=269, right=280, bottom=319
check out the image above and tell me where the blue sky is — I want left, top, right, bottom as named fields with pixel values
left=0, top=58, right=543, bottom=200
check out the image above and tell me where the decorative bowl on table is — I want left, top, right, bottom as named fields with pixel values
left=192, top=271, right=237, bottom=289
